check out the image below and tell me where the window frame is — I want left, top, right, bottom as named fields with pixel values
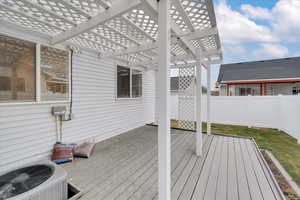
left=38, top=44, right=71, bottom=103
left=0, top=34, right=71, bottom=106
left=115, top=64, right=143, bottom=100
left=131, top=69, right=143, bottom=98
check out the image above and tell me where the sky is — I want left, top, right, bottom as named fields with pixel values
left=200, top=0, right=300, bottom=89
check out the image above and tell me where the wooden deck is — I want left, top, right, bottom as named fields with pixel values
left=62, top=125, right=284, bottom=200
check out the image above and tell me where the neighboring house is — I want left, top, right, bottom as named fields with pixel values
left=217, top=57, right=300, bottom=96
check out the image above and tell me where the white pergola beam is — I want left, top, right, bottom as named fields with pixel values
left=0, top=2, right=65, bottom=32
left=51, top=0, right=141, bottom=44
left=181, top=27, right=218, bottom=40
left=172, top=0, right=195, bottom=32
left=128, top=48, right=221, bottom=66
left=103, top=24, right=140, bottom=45
left=171, top=22, right=197, bottom=57
left=138, top=52, right=154, bottom=60
left=100, top=41, right=157, bottom=57
left=77, top=35, right=115, bottom=51
left=157, top=0, right=171, bottom=200
left=59, top=0, right=92, bottom=19
left=22, top=0, right=77, bottom=26
left=88, top=31, right=127, bottom=48
left=206, top=0, right=217, bottom=27
left=96, top=0, right=112, bottom=9
left=102, top=41, right=221, bottom=59
left=121, top=16, right=155, bottom=41
left=141, top=0, right=197, bottom=58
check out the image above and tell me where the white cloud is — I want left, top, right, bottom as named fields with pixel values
left=271, top=0, right=300, bottom=42
left=252, top=43, right=289, bottom=59
left=241, top=4, right=273, bottom=20
left=223, top=44, right=246, bottom=56
left=293, top=51, right=300, bottom=57
left=215, top=0, right=279, bottom=45
left=239, top=0, right=300, bottom=42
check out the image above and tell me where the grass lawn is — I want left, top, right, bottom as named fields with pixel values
left=171, top=120, right=300, bottom=187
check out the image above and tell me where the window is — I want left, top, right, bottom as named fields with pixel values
left=132, top=69, right=142, bottom=98
left=0, top=76, right=11, bottom=91
left=239, top=88, right=252, bottom=96
left=292, top=87, right=300, bottom=95
left=0, top=34, right=70, bottom=104
left=116, top=65, right=142, bottom=99
left=117, top=66, right=130, bottom=98
left=0, top=35, right=36, bottom=102
left=16, top=78, right=26, bottom=92
left=40, top=45, right=69, bottom=101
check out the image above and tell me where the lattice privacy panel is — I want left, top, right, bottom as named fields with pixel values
left=178, top=65, right=196, bottom=130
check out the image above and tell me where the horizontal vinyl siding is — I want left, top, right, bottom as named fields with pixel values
left=0, top=51, right=156, bottom=172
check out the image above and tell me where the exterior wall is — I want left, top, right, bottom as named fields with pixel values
left=219, top=82, right=300, bottom=96
left=0, top=45, right=156, bottom=171
left=266, top=83, right=300, bottom=95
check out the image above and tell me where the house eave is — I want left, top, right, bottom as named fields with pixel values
left=220, top=78, right=300, bottom=85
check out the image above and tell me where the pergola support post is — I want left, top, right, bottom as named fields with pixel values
left=196, top=56, right=203, bottom=156
left=157, top=0, right=171, bottom=200
left=207, top=64, right=212, bottom=135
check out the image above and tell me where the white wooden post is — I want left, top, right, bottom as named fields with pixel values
left=196, top=57, right=202, bottom=156
left=207, top=64, right=212, bottom=135
left=158, top=0, right=171, bottom=200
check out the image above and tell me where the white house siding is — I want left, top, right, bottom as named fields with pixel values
left=0, top=51, right=156, bottom=172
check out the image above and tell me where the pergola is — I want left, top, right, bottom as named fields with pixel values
left=0, top=0, right=222, bottom=199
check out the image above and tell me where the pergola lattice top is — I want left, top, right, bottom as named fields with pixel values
left=0, top=0, right=222, bottom=69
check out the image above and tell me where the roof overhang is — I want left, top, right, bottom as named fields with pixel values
left=0, top=0, right=223, bottom=69
left=220, top=78, right=300, bottom=85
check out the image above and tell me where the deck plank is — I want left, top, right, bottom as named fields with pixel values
left=114, top=133, right=193, bottom=200
left=82, top=130, right=188, bottom=200
left=215, top=136, right=229, bottom=200
left=249, top=140, right=284, bottom=200
left=226, top=136, right=239, bottom=200
left=133, top=133, right=201, bottom=200
left=203, top=136, right=224, bottom=200
left=234, top=137, right=252, bottom=200
left=239, top=138, right=264, bottom=200
left=172, top=135, right=212, bottom=200
left=190, top=136, right=219, bottom=200
left=244, top=139, right=278, bottom=200
left=62, top=126, right=284, bottom=200
left=63, top=126, right=163, bottom=193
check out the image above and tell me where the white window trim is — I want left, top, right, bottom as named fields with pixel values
left=0, top=34, right=71, bottom=106
left=36, top=43, right=41, bottom=103
left=115, top=64, right=143, bottom=100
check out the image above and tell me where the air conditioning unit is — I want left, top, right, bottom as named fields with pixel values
left=0, top=160, right=67, bottom=200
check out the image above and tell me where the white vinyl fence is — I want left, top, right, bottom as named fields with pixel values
left=171, top=95, right=300, bottom=141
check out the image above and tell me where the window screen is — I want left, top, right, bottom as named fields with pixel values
left=117, top=66, right=130, bottom=98
left=132, top=69, right=142, bottom=98
left=40, top=45, right=69, bottom=101
left=0, top=35, right=36, bottom=102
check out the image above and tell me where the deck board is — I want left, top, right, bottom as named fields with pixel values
left=234, top=137, right=252, bottom=200
left=244, top=139, right=276, bottom=200
left=62, top=125, right=284, bottom=200
left=215, top=136, right=228, bottom=200
left=226, top=136, right=239, bottom=200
